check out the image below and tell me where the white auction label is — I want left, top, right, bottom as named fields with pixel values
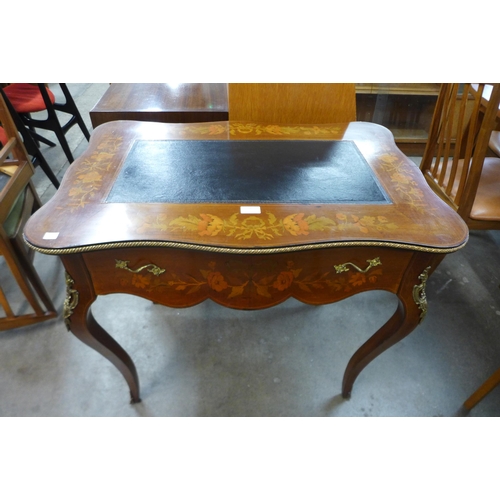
left=240, top=206, right=261, bottom=214
left=43, top=232, right=59, bottom=240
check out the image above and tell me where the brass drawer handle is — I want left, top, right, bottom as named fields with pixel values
left=115, top=259, right=166, bottom=276
left=334, top=257, right=381, bottom=274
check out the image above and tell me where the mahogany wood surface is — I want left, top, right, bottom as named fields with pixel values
left=89, top=83, right=229, bottom=128
left=24, top=120, right=469, bottom=403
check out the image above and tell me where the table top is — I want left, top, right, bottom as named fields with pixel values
left=91, top=83, right=228, bottom=113
left=89, top=83, right=228, bottom=126
left=24, top=121, right=468, bottom=255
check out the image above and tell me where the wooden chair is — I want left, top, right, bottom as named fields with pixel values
left=464, top=367, right=500, bottom=410
left=0, top=92, right=57, bottom=331
left=421, top=85, right=500, bottom=409
left=228, top=83, right=356, bottom=123
left=420, top=83, right=500, bottom=229
left=2, top=83, right=90, bottom=164
left=0, top=87, right=60, bottom=188
left=489, top=130, right=500, bottom=157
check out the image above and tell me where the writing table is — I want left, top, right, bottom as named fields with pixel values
left=24, top=121, right=469, bottom=403
left=89, top=83, right=228, bottom=128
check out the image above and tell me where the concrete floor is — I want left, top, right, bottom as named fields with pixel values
left=1, top=83, right=499, bottom=417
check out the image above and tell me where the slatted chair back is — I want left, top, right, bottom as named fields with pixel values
left=420, top=83, right=500, bottom=229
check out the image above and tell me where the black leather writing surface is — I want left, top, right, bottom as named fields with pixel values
left=106, top=140, right=390, bottom=204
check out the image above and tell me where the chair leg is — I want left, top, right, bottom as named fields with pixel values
left=59, top=84, right=91, bottom=140
left=10, top=235, right=56, bottom=314
left=10, top=183, right=56, bottom=313
left=25, top=115, right=56, bottom=147
left=0, top=237, right=46, bottom=316
left=29, top=129, right=56, bottom=148
left=31, top=153, right=60, bottom=189
left=0, top=282, right=15, bottom=317
left=50, top=124, right=75, bottom=163
left=464, top=367, right=500, bottom=410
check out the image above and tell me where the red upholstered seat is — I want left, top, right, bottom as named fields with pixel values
left=0, top=86, right=60, bottom=187
left=0, top=126, right=7, bottom=146
left=1, top=83, right=90, bottom=167
left=2, top=84, right=55, bottom=114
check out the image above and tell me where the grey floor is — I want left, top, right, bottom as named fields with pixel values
left=1, top=83, right=500, bottom=417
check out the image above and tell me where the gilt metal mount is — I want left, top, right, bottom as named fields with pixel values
left=413, top=266, right=431, bottom=323
left=334, top=257, right=382, bottom=274
left=115, top=259, right=166, bottom=276
left=63, top=272, right=79, bottom=331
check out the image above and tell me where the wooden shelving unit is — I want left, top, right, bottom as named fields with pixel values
left=356, top=84, right=441, bottom=155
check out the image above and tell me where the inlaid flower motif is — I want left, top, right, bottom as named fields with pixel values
left=67, top=134, right=123, bottom=211
left=265, top=125, right=283, bottom=135
left=207, top=271, right=228, bottom=292
left=69, top=187, right=85, bottom=197
left=283, top=213, right=310, bottom=236
left=241, top=216, right=266, bottom=230
left=166, top=210, right=395, bottom=240
left=356, top=216, right=377, bottom=234
left=300, top=126, right=321, bottom=136
left=379, top=153, right=398, bottom=164
left=117, top=256, right=384, bottom=300
left=131, top=274, right=151, bottom=289
left=198, top=214, right=224, bottom=236
left=230, top=124, right=256, bottom=134
left=78, top=171, right=102, bottom=184
left=359, top=216, right=376, bottom=226
left=408, top=187, right=424, bottom=199
left=272, top=271, right=295, bottom=291
left=208, top=124, right=226, bottom=135
left=390, top=173, right=410, bottom=185
left=349, top=272, right=366, bottom=287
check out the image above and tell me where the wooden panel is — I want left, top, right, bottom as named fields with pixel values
left=228, top=83, right=356, bottom=123
left=90, top=83, right=229, bottom=127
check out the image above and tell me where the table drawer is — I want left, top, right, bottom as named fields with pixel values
left=83, top=246, right=412, bottom=310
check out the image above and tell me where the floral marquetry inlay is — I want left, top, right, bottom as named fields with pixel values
left=137, top=212, right=398, bottom=241
left=173, top=123, right=343, bottom=137
left=115, top=258, right=384, bottom=300
left=378, top=152, right=427, bottom=210
left=229, top=123, right=343, bottom=136
left=66, top=134, right=123, bottom=211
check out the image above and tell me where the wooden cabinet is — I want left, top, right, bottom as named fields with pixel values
left=356, top=84, right=441, bottom=155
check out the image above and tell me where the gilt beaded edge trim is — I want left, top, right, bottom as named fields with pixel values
left=23, top=236, right=468, bottom=256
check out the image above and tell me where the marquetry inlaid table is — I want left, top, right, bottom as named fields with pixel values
left=23, top=120, right=469, bottom=403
